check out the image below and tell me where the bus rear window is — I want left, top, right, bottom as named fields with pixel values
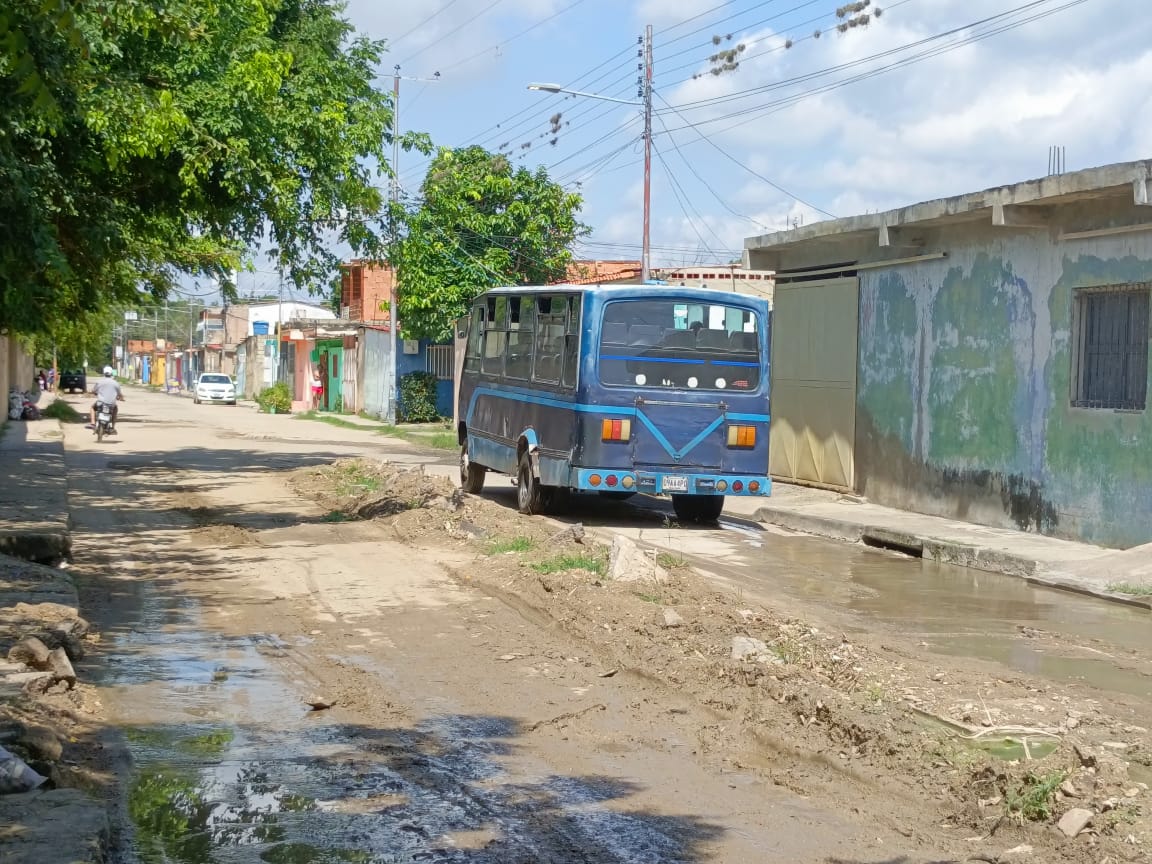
left=599, top=299, right=761, bottom=391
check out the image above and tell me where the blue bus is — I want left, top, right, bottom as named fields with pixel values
left=456, top=285, right=771, bottom=522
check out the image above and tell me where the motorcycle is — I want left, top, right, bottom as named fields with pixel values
left=93, top=401, right=115, bottom=442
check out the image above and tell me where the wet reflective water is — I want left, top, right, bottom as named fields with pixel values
left=725, top=527, right=1152, bottom=701
left=102, top=579, right=722, bottom=863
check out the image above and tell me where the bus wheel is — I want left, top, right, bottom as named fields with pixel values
left=460, top=441, right=486, bottom=494
left=672, top=494, right=724, bottom=524
left=516, top=451, right=552, bottom=515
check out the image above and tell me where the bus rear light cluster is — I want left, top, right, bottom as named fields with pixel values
left=602, top=418, right=632, bottom=441
left=588, top=473, right=635, bottom=489
left=727, top=425, right=756, bottom=448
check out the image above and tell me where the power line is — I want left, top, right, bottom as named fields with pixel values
left=389, top=0, right=467, bottom=49
left=651, top=109, right=774, bottom=230
left=397, top=0, right=511, bottom=67
left=655, top=91, right=834, bottom=218
left=657, top=0, right=840, bottom=73
left=436, top=0, right=591, bottom=74
left=661, top=0, right=1081, bottom=115
left=399, top=42, right=638, bottom=182
left=651, top=140, right=728, bottom=258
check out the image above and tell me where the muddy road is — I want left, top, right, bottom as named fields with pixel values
left=58, top=390, right=1152, bottom=863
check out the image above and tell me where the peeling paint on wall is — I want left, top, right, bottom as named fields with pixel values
left=856, top=228, right=1152, bottom=549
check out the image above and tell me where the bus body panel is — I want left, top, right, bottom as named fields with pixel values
left=457, top=286, right=771, bottom=499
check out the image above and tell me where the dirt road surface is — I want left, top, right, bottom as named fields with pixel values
left=56, top=389, right=1152, bottom=863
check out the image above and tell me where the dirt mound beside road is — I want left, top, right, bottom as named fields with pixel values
left=289, top=458, right=1152, bottom=864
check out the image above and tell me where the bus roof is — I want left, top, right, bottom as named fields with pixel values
left=476, top=284, right=769, bottom=305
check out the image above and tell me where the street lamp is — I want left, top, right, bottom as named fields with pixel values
left=526, top=26, right=653, bottom=283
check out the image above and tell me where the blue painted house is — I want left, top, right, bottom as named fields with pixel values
left=746, top=158, right=1152, bottom=549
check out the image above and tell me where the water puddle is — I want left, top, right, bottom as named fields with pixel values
left=672, top=525, right=1152, bottom=702
left=102, top=571, right=721, bottom=862
left=913, top=711, right=1061, bottom=762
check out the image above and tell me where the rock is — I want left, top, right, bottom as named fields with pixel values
left=548, top=523, right=586, bottom=545
left=1074, top=744, right=1097, bottom=768
left=7, top=636, right=51, bottom=670
left=0, top=745, right=48, bottom=794
left=608, top=536, right=668, bottom=584
left=1123, top=787, right=1140, bottom=798
left=47, top=647, right=76, bottom=688
left=446, top=520, right=489, bottom=541
left=306, top=696, right=334, bottom=711
left=731, top=636, right=770, bottom=662
left=34, top=628, right=85, bottom=662
left=662, top=608, right=684, bottom=628
left=1101, top=742, right=1130, bottom=752
left=1057, top=807, right=1093, bottom=838
left=1002, top=844, right=1033, bottom=857
left=16, top=724, right=63, bottom=762
left=5, top=671, right=54, bottom=691
left=1060, top=779, right=1079, bottom=798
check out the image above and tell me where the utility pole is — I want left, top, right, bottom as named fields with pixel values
left=386, top=67, right=439, bottom=424
left=388, top=65, right=401, bottom=425
left=641, top=25, right=653, bottom=284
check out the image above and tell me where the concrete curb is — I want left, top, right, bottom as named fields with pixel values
left=0, top=419, right=71, bottom=563
left=752, top=505, right=1152, bottom=610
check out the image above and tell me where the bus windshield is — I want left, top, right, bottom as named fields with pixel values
left=598, top=298, right=762, bottom=392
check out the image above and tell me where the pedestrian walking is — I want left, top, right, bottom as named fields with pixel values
left=311, top=367, right=324, bottom=410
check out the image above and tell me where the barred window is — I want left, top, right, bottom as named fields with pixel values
left=1071, top=285, right=1150, bottom=410
left=426, top=345, right=454, bottom=381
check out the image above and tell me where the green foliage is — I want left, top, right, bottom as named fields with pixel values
left=398, top=370, right=440, bottom=422
left=488, top=536, right=536, bottom=554
left=1005, top=770, right=1066, bottom=824
left=531, top=553, right=606, bottom=576
left=394, top=146, right=588, bottom=341
left=1, top=0, right=410, bottom=335
left=40, top=400, right=85, bottom=423
left=256, top=381, right=292, bottom=413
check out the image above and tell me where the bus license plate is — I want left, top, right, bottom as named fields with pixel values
left=662, top=476, right=689, bottom=492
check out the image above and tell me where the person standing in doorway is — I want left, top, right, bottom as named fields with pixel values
left=311, top=367, right=324, bottom=410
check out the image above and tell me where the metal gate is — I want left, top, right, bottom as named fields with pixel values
left=768, top=276, right=859, bottom=490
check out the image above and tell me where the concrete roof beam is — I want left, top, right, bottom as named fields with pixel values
left=991, top=203, right=1054, bottom=229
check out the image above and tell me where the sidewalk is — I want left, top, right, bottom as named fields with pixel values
left=0, top=418, right=70, bottom=562
left=723, top=482, right=1152, bottom=609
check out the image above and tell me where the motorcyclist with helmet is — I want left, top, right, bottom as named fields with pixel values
left=89, top=366, right=124, bottom=431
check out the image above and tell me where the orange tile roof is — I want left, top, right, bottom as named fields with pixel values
left=556, top=259, right=642, bottom=285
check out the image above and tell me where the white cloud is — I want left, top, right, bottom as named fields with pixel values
left=650, top=0, right=1152, bottom=238
left=344, top=0, right=561, bottom=75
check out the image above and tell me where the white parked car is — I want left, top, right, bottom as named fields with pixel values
left=193, top=373, right=237, bottom=405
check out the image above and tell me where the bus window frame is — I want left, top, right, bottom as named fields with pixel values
left=595, top=297, right=764, bottom=393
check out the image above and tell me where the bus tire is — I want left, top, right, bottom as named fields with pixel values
left=516, top=451, right=552, bottom=515
left=460, top=441, right=486, bottom=494
left=672, top=494, right=724, bottom=524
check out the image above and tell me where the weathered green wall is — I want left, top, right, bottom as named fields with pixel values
left=856, top=229, right=1152, bottom=548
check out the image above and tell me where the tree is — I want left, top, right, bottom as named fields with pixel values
left=1, top=0, right=403, bottom=334
left=394, top=146, right=587, bottom=342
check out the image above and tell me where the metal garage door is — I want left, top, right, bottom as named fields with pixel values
left=768, top=276, right=858, bottom=490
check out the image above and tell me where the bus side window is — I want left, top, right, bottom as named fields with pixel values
left=506, top=296, right=534, bottom=380
left=482, top=296, right=507, bottom=377
left=532, top=295, right=564, bottom=384
left=464, top=305, right=484, bottom=373
left=561, top=294, right=581, bottom=389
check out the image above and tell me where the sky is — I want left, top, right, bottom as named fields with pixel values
left=331, top=0, right=1150, bottom=272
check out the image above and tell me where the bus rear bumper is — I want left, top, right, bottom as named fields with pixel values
left=572, top=468, right=771, bottom=497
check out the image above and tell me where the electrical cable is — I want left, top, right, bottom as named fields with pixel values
left=397, top=0, right=512, bottom=67
left=660, top=0, right=1082, bottom=113
left=651, top=140, right=730, bottom=258
left=655, top=91, right=834, bottom=218
left=436, top=0, right=592, bottom=74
